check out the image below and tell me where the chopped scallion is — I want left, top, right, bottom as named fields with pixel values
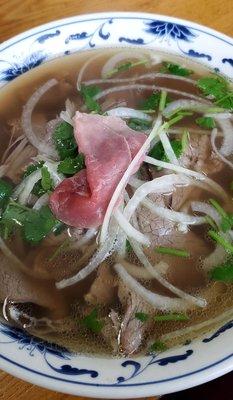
left=208, top=230, right=233, bottom=254
left=154, top=313, right=189, bottom=322
left=135, top=312, right=149, bottom=322
left=154, top=246, right=190, bottom=258
left=149, top=341, right=167, bottom=352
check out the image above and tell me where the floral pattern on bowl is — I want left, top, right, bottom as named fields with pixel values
left=0, top=12, right=233, bottom=398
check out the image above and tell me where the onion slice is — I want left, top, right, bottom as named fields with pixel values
left=211, top=128, right=233, bottom=169
left=106, top=107, right=152, bottom=121
left=114, top=208, right=150, bottom=246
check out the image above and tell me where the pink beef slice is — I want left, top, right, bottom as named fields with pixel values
left=50, top=112, right=146, bottom=228
left=0, top=256, right=68, bottom=319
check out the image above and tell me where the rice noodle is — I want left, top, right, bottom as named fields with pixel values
left=60, top=99, right=76, bottom=126
left=33, top=193, right=49, bottom=210
left=129, top=239, right=206, bottom=307
left=145, top=156, right=228, bottom=201
left=99, top=115, right=162, bottom=245
left=161, top=308, right=233, bottom=342
left=22, top=79, right=58, bottom=158
left=84, top=72, right=196, bottom=87
left=191, top=201, right=221, bottom=227
left=114, top=263, right=195, bottom=311
left=106, top=107, right=152, bottom=121
left=215, top=118, right=233, bottom=157
left=211, top=128, right=233, bottom=170
left=114, top=208, right=150, bottom=246
left=101, top=51, right=150, bottom=78
left=94, top=84, right=209, bottom=103
left=163, top=99, right=222, bottom=118
left=121, top=259, right=169, bottom=279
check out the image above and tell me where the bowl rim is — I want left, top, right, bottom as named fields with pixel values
left=0, top=11, right=232, bottom=398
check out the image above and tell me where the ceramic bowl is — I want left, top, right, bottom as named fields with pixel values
left=0, top=12, right=232, bottom=398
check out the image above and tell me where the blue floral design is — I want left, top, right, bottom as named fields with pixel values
left=222, top=58, right=233, bottom=67
left=64, top=19, right=113, bottom=49
left=0, top=52, right=46, bottom=81
left=202, top=320, right=233, bottom=343
left=145, top=20, right=196, bottom=42
left=0, top=324, right=98, bottom=378
left=36, top=30, right=61, bottom=44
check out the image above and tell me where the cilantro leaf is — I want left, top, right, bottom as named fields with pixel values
left=149, top=139, right=183, bottom=168
left=80, top=84, right=102, bottom=113
left=197, top=76, right=233, bottom=110
left=41, top=166, right=53, bottom=191
left=135, top=312, right=149, bottom=322
left=161, top=62, right=193, bottom=76
left=141, top=91, right=161, bottom=111
left=105, top=59, right=148, bottom=78
left=209, top=259, right=233, bottom=282
left=209, top=199, right=233, bottom=232
left=149, top=341, right=167, bottom=352
left=23, top=161, right=46, bottom=197
left=154, top=313, right=189, bottom=322
left=53, top=122, right=77, bottom=160
left=0, top=179, right=13, bottom=209
left=127, top=118, right=152, bottom=131
left=23, top=206, right=60, bottom=244
left=126, top=239, right=132, bottom=253
left=82, top=309, right=104, bottom=333
left=195, top=116, right=216, bottom=129
left=57, top=153, right=85, bottom=175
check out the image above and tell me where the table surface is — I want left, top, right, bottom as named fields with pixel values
left=0, top=0, right=232, bottom=399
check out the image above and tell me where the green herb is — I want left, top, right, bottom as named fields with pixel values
left=82, top=309, right=104, bottom=333
left=126, top=239, right=132, bottom=253
left=135, top=312, right=149, bottom=322
left=41, top=166, right=53, bottom=191
left=57, top=154, right=85, bottom=175
left=49, top=238, right=70, bottom=261
left=23, top=162, right=46, bottom=197
left=23, top=206, right=60, bottom=244
left=53, top=122, right=77, bottom=160
left=205, top=215, right=219, bottom=231
left=105, top=59, right=148, bottom=78
left=154, top=313, right=189, bottom=322
left=149, top=139, right=183, bottom=169
left=149, top=341, right=167, bottom=352
left=161, top=62, right=193, bottom=76
left=208, top=230, right=233, bottom=254
left=159, top=90, right=167, bottom=112
left=80, top=84, right=102, bottom=113
left=141, top=91, right=161, bottom=111
left=209, top=199, right=233, bottom=232
left=0, top=179, right=13, bottom=209
left=53, top=221, right=67, bottom=236
left=209, top=259, right=233, bottom=282
left=181, top=129, right=190, bottom=152
left=0, top=201, right=60, bottom=244
left=197, top=76, right=233, bottom=110
left=154, top=246, right=190, bottom=258
left=127, top=118, right=152, bottom=131
left=195, top=116, right=216, bottom=129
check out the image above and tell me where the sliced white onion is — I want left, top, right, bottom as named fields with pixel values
left=22, top=79, right=58, bottom=158
left=143, top=198, right=205, bottom=226
left=84, top=72, right=196, bottom=87
left=121, top=259, right=169, bottom=279
left=94, top=85, right=208, bottom=103
left=13, top=169, right=42, bottom=205
left=33, top=193, right=49, bottom=210
left=56, top=226, right=118, bottom=289
left=60, top=99, right=76, bottom=126
left=106, top=107, right=152, bottom=121
left=114, top=263, right=195, bottom=311
left=214, top=119, right=233, bottom=157
left=203, top=245, right=227, bottom=271
left=77, top=52, right=103, bottom=90
left=191, top=201, right=221, bottom=228
left=1, top=135, right=25, bottom=164
left=211, top=128, right=233, bottom=169
left=114, top=208, right=150, bottom=246
left=129, top=239, right=206, bottom=308
left=101, top=51, right=149, bottom=78
left=159, top=128, right=179, bottom=165
left=161, top=307, right=233, bottom=342
left=145, top=156, right=228, bottom=201
left=163, top=99, right=223, bottom=118
left=0, top=165, right=8, bottom=179
left=99, top=115, right=162, bottom=245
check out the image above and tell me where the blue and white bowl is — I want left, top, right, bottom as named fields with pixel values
left=0, top=12, right=232, bottom=398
